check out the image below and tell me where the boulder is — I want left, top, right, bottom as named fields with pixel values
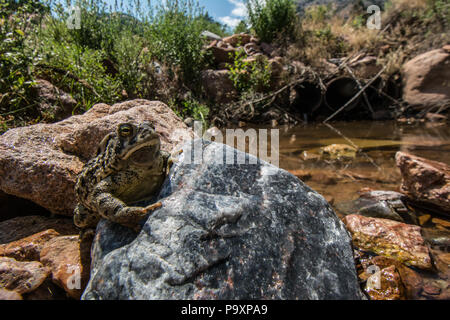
left=0, top=216, right=77, bottom=244
left=201, top=70, right=237, bottom=103
left=33, top=79, right=77, bottom=121
left=0, top=289, right=22, bottom=300
left=344, top=214, right=432, bottom=269
left=0, top=100, right=191, bottom=217
left=402, top=48, right=450, bottom=108
left=0, top=229, right=60, bottom=261
left=222, top=33, right=252, bottom=47
left=82, top=141, right=364, bottom=300
left=206, top=45, right=237, bottom=65
left=395, top=152, right=450, bottom=214
left=0, top=257, right=50, bottom=294
left=40, top=235, right=92, bottom=299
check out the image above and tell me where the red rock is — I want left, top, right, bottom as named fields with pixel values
left=365, top=265, right=405, bottom=300
left=344, top=214, right=432, bottom=269
left=358, top=254, right=423, bottom=299
left=0, top=289, right=22, bottom=300
left=395, top=152, right=450, bottom=213
left=402, top=48, right=450, bottom=108
left=0, top=100, right=191, bottom=217
left=201, top=70, right=237, bottom=103
left=431, top=251, right=450, bottom=279
left=0, top=216, right=77, bottom=244
left=0, top=229, right=60, bottom=261
left=0, top=257, right=50, bottom=294
left=222, top=33, right=251, bottom=47
left=206, top=45, right=237, bottom=64
left=40, top=235, right=91, bottom=299
left=423, top=284, right=441, bottom=295
left=33, top=79, right=77, bottom=121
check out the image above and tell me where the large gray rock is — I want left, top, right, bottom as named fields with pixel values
left=83, top=141, right=363, bottom=300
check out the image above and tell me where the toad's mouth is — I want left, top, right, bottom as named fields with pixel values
left=124, top=139, right=159, bottom=164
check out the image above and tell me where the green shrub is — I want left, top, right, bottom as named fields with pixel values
left=227, top=48, right=272, bottom=93
left=0, top=0, right=47, bottom=123
left=147, top=0, right=207, bottom=83
left=246, top=0, right=297, bottom=43
left=171, top=98, right=209, bottom=127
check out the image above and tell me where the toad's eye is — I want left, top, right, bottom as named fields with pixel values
left=119, top=124, right=133, bottom=137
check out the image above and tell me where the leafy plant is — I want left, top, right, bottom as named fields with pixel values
left=227, top=48, right=272, bottom=93
left=0, top=0, right=47, bottom=121
left=147, top=0, right=207, bottom=83
left=246, top=0, right=297, bottom=43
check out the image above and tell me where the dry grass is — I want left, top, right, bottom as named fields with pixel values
left=284, top=0, right=449, bottom=76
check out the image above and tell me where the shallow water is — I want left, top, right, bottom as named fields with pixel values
left=225, top=120, right=450, bottom=213
left=277, top=120, right=450, bottom=209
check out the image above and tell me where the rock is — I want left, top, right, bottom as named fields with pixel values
left=183, top=117, right=194, bottom=128
left=365, top=265, right=404, bottom=300
left=395, top=152, right=450, bottom=214
left=83, top=141, right=364, bottom=300
left=422, top=228, right=450, bottom=249
left=200, top=30, right=222, bottom=41
left=0, top=288, right=22, bottom=300
left=33, top=79, right=77, bottom=121
left=358, top=202, right=405, bottom=222
left=432, top=218, right=450, bottom=229
left=431, top=251, right=450, bottom=279
left=356, top=253, right=423, bottom=299
left=354, top=190, right=416, bottom=224
left=0, top=100, right=191, bottom=216
left=419, top=214, right=431, bottom=226
left=0, top=229, right=60, bottom=261
left=23, top=278, right=68, bottom=300
left=319, top=144, right=357, bottom=160
left=0, top=257, right=50, bottom=294
left=402, top=48, right=450, bottom=108
left=423, top=284, right=441, bottom=295
left=40, top=235, right=91, bottom=299
left=222, top=33, right=251, bottom=47
left=260, top=42, right=274, bottom=56
left=344, top=215, right=432, bottom=269
left=243, top=42, right=260, bottom=56
left=370, top=255, right=422, bottom=299
left=206, top=45, right=237, bottom=64
left=201, top=70, right=237, bottom=103
left=349, top=56, right=382, bottom=78
left=268, top=57, right=284, bottom=77
left=0, top=216, right=77, bottom=244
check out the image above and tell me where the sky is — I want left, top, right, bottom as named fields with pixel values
left=198, top=0, right=248, bottom=29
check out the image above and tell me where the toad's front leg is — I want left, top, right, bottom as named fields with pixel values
left=92, top=188, right=161, bottom=229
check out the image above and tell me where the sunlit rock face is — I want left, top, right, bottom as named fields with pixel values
left=83, top=141, right=363, bottom=300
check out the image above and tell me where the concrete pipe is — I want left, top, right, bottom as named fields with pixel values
left=291, top=81, right=323, bottom=114
left=325, top=77, right=361, bottom=112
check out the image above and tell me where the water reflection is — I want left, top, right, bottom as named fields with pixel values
left=225, top=121, right=450, bottom=207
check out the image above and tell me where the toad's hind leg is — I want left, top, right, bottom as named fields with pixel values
left=74, top=204, right=100, bottom=242
left=74, top=204, right=100, bottom=229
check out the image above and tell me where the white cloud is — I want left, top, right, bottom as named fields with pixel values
left=219, top=0, right=247, bottom=28
left=218, top=16, right=242, bottom=28
left=229, top=0, right=247, bottom=17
